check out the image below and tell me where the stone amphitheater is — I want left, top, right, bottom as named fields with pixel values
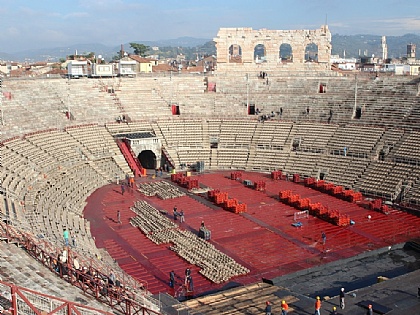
left=2, top=71, right=420, bottom=314
left=2, top=27, right=420, bottom=315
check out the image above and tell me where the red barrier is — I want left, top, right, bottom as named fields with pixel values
left=287, top=194, right=300, bottom=204
left=322, top=183, right=334, bottom=192
left=171, top=173, right=183, bottom=182
left=271, top=170, right=282, bottom=180
left=230, top=171, right=242, bottom=180
left=295, top=198, right=310, bottom=210
left=184, top=178, right=199, bottom=190
left=235, top=203, right=247, bottom=213
left=254, top=181, right=266, bottom=191
left=332, top=186, right=344, bottom=195
left=223, top=198, right=238, bottom=208
left=214, top=192, right=228, bottom=205
left=380, top=205, right=390, bottom=214
left=304, top=177, right=316, bottom=186
left=349, top=192, right=363, bottom=202
left=208, top=189, right=220, bottom=199
left=279, top=190, right=292, bottom=201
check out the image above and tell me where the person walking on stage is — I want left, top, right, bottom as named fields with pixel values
left=340, top=287, right=345, bottom=309
left=265, top=301, right=272, bottom=315
left=314, top=296, right=321, bottom=315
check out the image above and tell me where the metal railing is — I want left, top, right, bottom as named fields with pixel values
left=0, top=220, right=162, bottom=315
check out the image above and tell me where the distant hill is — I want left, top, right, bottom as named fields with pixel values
left=0, top=37, right=213, bottom=63
left=1, top=34, right=419, bottom=62
left=331, top=34, right=420, bottom=59
left=134, top=36, right=212, bottom=48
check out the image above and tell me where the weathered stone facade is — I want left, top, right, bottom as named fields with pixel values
left=214, top=25, right=332, bottom=72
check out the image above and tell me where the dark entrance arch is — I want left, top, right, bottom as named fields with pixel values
left=138, top=150, right=156, bottom=169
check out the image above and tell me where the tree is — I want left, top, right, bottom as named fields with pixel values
left=129, top=43, right=150, bottom=57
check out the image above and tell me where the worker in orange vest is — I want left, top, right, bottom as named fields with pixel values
left=281, top=300, right=289, bottom=315
left=314, top=296, right=321, bottom=315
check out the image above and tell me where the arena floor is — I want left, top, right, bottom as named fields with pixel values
left=84, top=171, right=420, bottom=297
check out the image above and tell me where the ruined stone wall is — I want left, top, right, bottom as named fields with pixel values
left=214, top=25, right=332, bottom=73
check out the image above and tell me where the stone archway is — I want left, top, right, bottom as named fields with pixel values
left=214, top=25, right=331, bottom=71
left=138, top=150, right=156, bottom=169
left=254, top=44, right=266, bottom=63
left=279, top=43, right=293, bottom=63
left=305, top=43, right=319, bottom=62
left=229, top=44, right=243, bottom=63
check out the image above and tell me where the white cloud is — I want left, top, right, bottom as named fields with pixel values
left=7, top=27, right=20, bottom=36
left=375, top=17, right=420, bottom=33
left=63, top=12, right=90, bottom=19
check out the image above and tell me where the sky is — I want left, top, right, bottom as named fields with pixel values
left=0, top=0, right=420, bottom=53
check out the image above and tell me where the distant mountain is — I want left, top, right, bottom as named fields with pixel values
left=0, top=52, right=14, bottom=61
left=331, top=34, right=420, bottom=59
left=3, top=43, right=117, bottom=63
left=130, top=36, right=212, bottom=48
left=1, top=34, right=419, bottom=63
left=0, top=37, right=212, bottom=62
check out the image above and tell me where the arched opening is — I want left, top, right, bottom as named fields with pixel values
left=279, top=43, right=293, bottom=63
left=305, top=43, right=318, bottom=62
left=138, top=150, right=156, bottom=169
left=254, top=44, right=266, bottom=63
left=229, top=44, right=242, bottom=63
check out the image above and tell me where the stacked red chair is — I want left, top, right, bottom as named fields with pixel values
left=271, top=170, right=282, bottom=180
left=279, top=190, right=292, bottom=201
left=294, top=198, right=310, bottom=210
left=230, top=171, right=242, bottom=180
left=304, top=177, right=316, bottom=186
left=253, top=181, right=266, bottom=191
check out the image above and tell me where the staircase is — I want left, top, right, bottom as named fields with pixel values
left=404, top=238, right=420, bottom=252
left=116, top=140, right=143, bottom=177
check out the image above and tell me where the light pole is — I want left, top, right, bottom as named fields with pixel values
left=170, top=70, right=172, bottom=107
left=246, top=73, right=249, bottom=114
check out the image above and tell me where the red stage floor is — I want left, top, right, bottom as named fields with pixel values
left=84, top=171, right=420, bottom=297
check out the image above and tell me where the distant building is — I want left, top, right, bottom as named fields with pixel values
left=409, top=64, right=420, bottom=76
left=330, top=55, right=357, bottom=71
left=127, top=55, right=158, bottom=73
left=118, top=59, right=136, bottom=77
left=0, top=62, right=21, bottom=76
left=90, top=63, right=115, bottom=77
left=67, top=60, right=88, bottom=78
left=196, top=56, right=217, bottom=72
left=407, top=43, right=416, bottom=59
